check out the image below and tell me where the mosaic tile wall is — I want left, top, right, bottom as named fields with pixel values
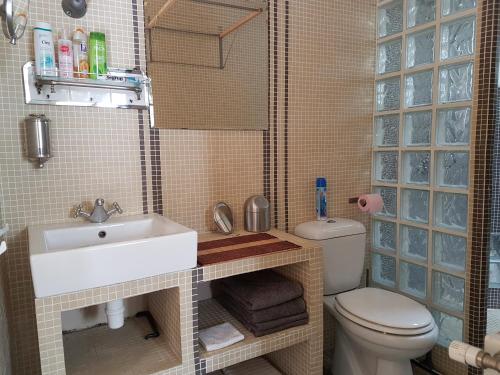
left=470, top=1, right=500, bottom=375
left=0, top=254, right=11, bottom=375
left=0, top=0, right=376, bottom=374
left=0, top=0, right=151, bottom=373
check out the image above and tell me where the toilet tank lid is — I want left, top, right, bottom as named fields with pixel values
left=294, top=218, right=366, bottom=240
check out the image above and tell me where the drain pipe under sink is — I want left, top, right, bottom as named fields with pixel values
left=105, top=299, right=125, bottom=329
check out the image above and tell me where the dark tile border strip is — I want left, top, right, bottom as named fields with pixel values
left=468, top=2, right=500, bottom=374
left=131, top=0, right=149, bottom=214
left=149, top=128, right=164, bottom=214
left=263, top=0, right=271, bottom=202
left=273, top=0, right=279, bottom=228
left=284, top=0, right=289, bottom=232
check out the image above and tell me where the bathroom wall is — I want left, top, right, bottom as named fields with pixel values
left=0, top=1, right=376, bottom=375
left=0, top=0, right=151, bottom=373
left=0, top=256, right=11, bottom=375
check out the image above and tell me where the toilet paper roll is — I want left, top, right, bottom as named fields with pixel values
left=358, top=194, right=384, bottom=214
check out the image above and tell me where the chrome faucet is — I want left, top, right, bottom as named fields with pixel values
left=74, top=198, right=123, bottom=223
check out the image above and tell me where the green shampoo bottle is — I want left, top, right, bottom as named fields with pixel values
left=88, top=32, right=107, bottom=80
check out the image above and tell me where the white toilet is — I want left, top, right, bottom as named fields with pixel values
left=295, top=218, right=438, bottom=375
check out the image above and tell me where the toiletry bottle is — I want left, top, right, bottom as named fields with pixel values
left=34, top=22, right=56, bottom=76
left=72, top=28, right=89, bottom=78
left=88, top=32, right=107, bottom=80
left=316, top=177, right=328, bottom=221
left=57, top=28, right=73, bottom=78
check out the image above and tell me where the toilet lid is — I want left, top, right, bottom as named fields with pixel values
left=335, top=288, right=434, bottom=335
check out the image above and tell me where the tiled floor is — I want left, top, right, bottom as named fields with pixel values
left=63, top=317, right=181, bottom=375
left=487, top=308, right=500, bottom=334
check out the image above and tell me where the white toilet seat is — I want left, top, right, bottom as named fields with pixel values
left=332, top=288, right=434, bottom=336
left=324, top=288, right=435, bottom=336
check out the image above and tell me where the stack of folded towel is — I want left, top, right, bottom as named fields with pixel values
left=215, top=269, right=308, bottom=337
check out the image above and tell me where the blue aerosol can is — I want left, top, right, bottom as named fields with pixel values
left=316, top=177, right=328, bottom=221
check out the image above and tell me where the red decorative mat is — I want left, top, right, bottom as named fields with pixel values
left=198, top=233, right=301, bottom=265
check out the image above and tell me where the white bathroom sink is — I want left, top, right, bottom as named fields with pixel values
left=29, top=214, right=197, bottom=298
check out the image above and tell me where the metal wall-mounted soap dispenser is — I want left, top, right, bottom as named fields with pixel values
left=24, top=114, right=52, bottom=168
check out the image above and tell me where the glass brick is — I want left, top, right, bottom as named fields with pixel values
left=377, top=77, right=401, bottom=111
left=439, top=63, right=474, bottom=103
left=434, top=192, right=468, bottom=231
left=433, top=231, right=467, bottom=272
left=400, top=261, right=427, bottom=299
left=403, top=152, right=431, bottom=185
left=490, top=233, right=500, bottom=260
left=431, top=309, right=463, bottom=348
left=378, top=38, right=402, bottom=74
left=373, top=220, right=397, bottom=251
left=374, top=152, right=398, bottom=183
left=489, top=263, right=500, bottom=288
left=442, top=0, right=476, bottom=17
left=374, top=186, right=397, bottom=217
left=404, top=111, right=432, bottom=146
left=406, top=28, right=435, bottom=68
left=405, top=70, right=433, bottom=107
left=374, top=115, right=400, bottom=147
left=408, top=0, right=436, bottom=28
left=441, top=16, right=475, bottom=60
left=436, top=107, right=471, bottom=145
left=400, top=225, right=428, bottom=261
left=435, top=151, right=469, bottom=188
left=432, top=271, right=465, bottom=312
left=372, top=253, right=396, bottom=287
left=378, top=0, right=404, bottom=38
left=401, top=189, right=429, bottom=223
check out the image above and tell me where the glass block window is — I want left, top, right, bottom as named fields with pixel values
left=373, top=0, right=476, bottom=348
left=378, top=38, right=402, bottom=74
left=375, top=115, right=400, bottom=147
left=407, top=28, right=435, bottom=69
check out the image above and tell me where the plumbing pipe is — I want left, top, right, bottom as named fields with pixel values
left=105, top=299, right=125, bottom=329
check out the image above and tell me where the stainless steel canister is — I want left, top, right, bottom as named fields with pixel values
left=244, top=195, right=271, bottom=232
left=25, top=114, right=52, bottom=168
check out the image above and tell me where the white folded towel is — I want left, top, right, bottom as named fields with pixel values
left=199, top=322, right=244, bottom=352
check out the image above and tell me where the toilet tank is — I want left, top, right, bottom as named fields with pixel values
left=295, top=218, right=366, bottom=295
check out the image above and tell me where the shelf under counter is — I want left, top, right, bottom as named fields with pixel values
left=63, top=316, right=182, bottom=375
left=199, top=298, right=312, bottom=373
left=196, top=229, right=323, bottom=374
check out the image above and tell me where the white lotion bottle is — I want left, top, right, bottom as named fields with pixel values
left=34, top=22, right=56, bottom=76
left=57, top=28, right=73, bottom=78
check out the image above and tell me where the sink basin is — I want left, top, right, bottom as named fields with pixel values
left=29, top=214, right=197, bottom=298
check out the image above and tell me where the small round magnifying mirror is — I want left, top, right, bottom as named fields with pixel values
left=213, top=202, right=234, bottom=235
left=0, top=0, right=30, bottom=45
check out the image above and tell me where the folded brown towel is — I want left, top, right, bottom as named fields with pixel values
left=251, top=318, right=309, bottom=337
left=217, top=292, right=306, bottom=324
left=218, top=270, right=303, bottom=310
left=218, top=296, right=309, bottom=337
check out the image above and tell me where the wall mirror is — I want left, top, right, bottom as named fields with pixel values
left=0, top=0, right=29, bottom=44
left=144, top=0, right=268, bottom=130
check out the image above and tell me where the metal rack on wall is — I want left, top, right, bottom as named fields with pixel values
left=145, top=0, right=267, bottom=69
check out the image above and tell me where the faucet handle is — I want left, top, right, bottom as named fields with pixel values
left=106, top=202, right=123, bottom=217
left=74, top=204, right=90, bottom=219
left=73, top=204, right=83, bottom=218
left=112, top=202, right=123, bottom=214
